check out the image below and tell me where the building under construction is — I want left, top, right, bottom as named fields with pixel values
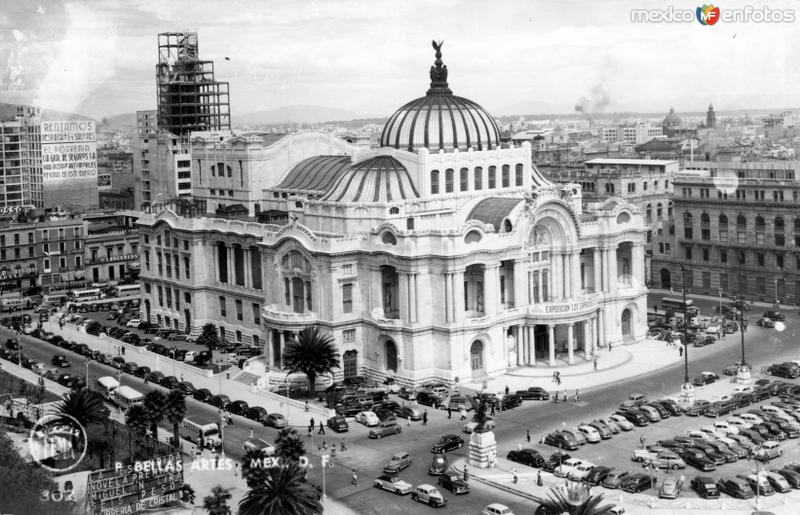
left=156, top=32, right=230, bottom=138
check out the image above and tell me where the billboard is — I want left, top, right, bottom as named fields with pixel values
left=98, top=174, right=112, bottom=189
left=41, top=120, right=98, bottom=208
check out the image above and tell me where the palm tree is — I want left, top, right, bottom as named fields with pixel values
left=532, top=482, right=614, bottom=515
left=125, top=404, right=149, bottom=460
left=163, top=389, right=187, bottom=448
left=241, top=448, right=269, bottom=489
left=282, top=326, right=340, bottom=394
left=143, top=390, right=167, bottom=443
left=53, top=388, right=108, bottom=429
left=202, top=485, right=232, bottom=515
left=275, top=428, right=305, bottom=462
left=239, top=462, right=322, bottom=515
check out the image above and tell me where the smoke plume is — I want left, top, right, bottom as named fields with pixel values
left=574, top=83, right=610, bottom=114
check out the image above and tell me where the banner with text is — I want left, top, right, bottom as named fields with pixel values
left=41, top=120, right=98, bottom=183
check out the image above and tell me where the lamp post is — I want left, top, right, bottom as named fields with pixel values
left=679, top=264, right=694, bottom=405
left=735, top=251, right=752, bottom=385
left=85, top=359, right=90, bottom=390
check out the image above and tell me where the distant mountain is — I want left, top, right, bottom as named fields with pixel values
left=235, top=105, right=362, bottom=126
left=0, top=102, right=92, bottom=121
left=96, top=112, right=136, bottom=128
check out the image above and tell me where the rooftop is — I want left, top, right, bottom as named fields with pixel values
left=584, top=158, right=678, bottom=166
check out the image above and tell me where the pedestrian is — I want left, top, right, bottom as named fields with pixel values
left=307, top=425, right=313, bottom=437
left=180, top=374, right=184, bottom=382
left=526, top=429, right=531, bottom=443
left=59, top=320, right=64, bottom=330
left=463, top=464, right=469, bottom=482
left=249, top=427, right=254, bottom=439
left=422, top=410, right=428, bottom=425
left=593, top=357, right=598, bottom=371
left=563, top=389, right=567, bottom=402
left=447, top=406, right=452, bottom=419
left=552, top=371, right=557, bottom=383
left=318, top=420, right=325, bottom=435
left=121, top=346, right=125, bottom=356
left=228, top=414, right=233, bottom=426
left=640, top=434, right=646, bottom=448
left=512, top=468, right=518, bottom=484
left=575, top=389, right=580, bottom=402
left=460, top=408, right=467, bottom=421
left=144, top=376, right=149, bottom=385
left=341, top=439, right=346, bottom=452
left=490, top=404, right=495, bottom=416
left=679, top=345, right=684, bottom=357
left=304, top=401, right=310, bottom=412
left=351, top=470, right=358, bottom=486
left=556, top=374, right=561, bottom=386
left=537, top=470, right=543, bottom=486
left=505, top=385, right=510, bottom=396
left=608, top=341, right=613, bottom=351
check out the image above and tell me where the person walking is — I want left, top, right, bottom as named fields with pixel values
left=447, top=406, right=452, bottom=419
left=460, top=408, right=467, bottom=421
left=574, top=389, right=580, bottom=402
left=249, top=427, right=254, bottom=439
left=679, top=345, right=684, bottom=357
left=552, top=371, right=557, bottom=383
left=318, top=420, right=325, bottom=435
left=227, top=414, right=233, bottom=426
left=505, top=385, right=510, bottom=396
left=640, top=434, right=646, bottom=448
left=310, top=417, right=315, bottom=431
left=593, top=357, right=598, bottom=371
left=307, top=424, right=313, bottom=437
left=490, top=404, right=496, bottom=416
left=341, top=439, right=346, bottom=452
left=463, top=464, right=469, bottom=482
left=537, top=469, right=543, bottom=486
left=556, top=374, right=562, bottom=386
left=351, top=470, right=358, bottom=486
left=562, top=389, right=568, bottom=402
left=526, top=429, right=531, bottom=443
left=512, top=468, right=518, bottom=484
left=304, top=401, right=310, bottom=412
left=422, top=410, right=428, bottom=425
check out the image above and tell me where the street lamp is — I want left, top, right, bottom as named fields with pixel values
left=734, top=251, right=752, bottom=385
left=679, top=264, right=694, bottom=405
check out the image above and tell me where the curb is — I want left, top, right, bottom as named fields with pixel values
left=506, top=351, right=635, bottom=379
left=466, top=471, right=542, bottom=503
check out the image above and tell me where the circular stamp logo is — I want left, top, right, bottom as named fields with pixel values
left=28, top=413, right=88, bottom=473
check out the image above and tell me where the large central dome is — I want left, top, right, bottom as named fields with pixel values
left=380, top=41, right=501, bottom=153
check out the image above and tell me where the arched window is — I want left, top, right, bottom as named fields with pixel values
left=737, top=214, right=747, bottom=228
left=775, top=216, right=785, bottom=246
left=465, top=230, right=482, bottom=244
left=756, top=215, right=765, bottom=229
left=700, top=212, right=710, bottom=240
left=701, top=213, right=710, bottom=225
left=281, top=250, right=310, bottom=272
left=501, top=165, right=510, bottom=188
left=621, top=309, right=632, bottom=336
left=656, top=203, right=663, bottom=218
left=474, top=167, right=483, bottom=190
left=683, top=212, right=693, bottom=239
left=643, top=181, right=648, bottom=191
left=389, top=207, right=400, bottom=215
left=654, top=180, right=659, bottom=189
left=460, top=168, right=469, bottom=192
left=719, top=213, right=728, bottom=227
left=515, top=164, right=523, bottom=186
left=488, top=166, right=497, bottom=189
left=385, top=340, right=398, bottom=372
left=445, top=169, right=454, bottom=193
left=645, top=204, right=652, bottom=220
left=430, top=170, right=440, bottom=194
left=719, top=213, right=728, bottom=242
left=470, top=340, right=484, bottom=370
left=667, top=202, right=673, bottom=218
left=665, top=179, right=670, bottom=189
left=775, top=216, right=785, bottom=231
left=381, top=232, right=397, bottom=245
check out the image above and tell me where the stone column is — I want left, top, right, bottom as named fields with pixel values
left=454, top=270, right=465, bottom=323
left=633, top=244, right=644, bottom=288
left=264, top=328, right=272, bottom=368
left=562, top=253, right=571, bottom=300
left=227, top=246, right=234, bottom=285
left=516, top=326, right=522, bottom=366
left=521, top=325, right=528, bottom=364
left=591, top=316, right=598, bottom=356
left=550, top=252, right=559, bottom=300
left=243, top=249, right=251, bottom=288
left=444, top=272, right=453, bottom=323
left=602, top=248, right=610, bottom=293
left=593, top=247, right=602, bottom=293
left=583, top=320, right=591, bottom=360
left=573, top=251, right=582, bottom=296
left=278, top=331, right=286, bottom=368
left=528, top=325, right=536, bottom=366
left=484, top=265, right=500, bottom=315
left=398, top=272, right=409, bottom=322
left=567, top=323, right=574, bottom=364
left=598, top=309, right=606, bottom=347
left=609, top=246, right=618, bottom=293
left=548, top=324, right=556, bottom=366
left=514, top=259, right=527, bottom=309
left=409, top=273, right=418, bottom=323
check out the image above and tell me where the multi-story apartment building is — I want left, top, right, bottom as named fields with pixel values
left=83, top=213, right=140, bottom=284
left=601, top=124, right=663, bottom=145
left=0, top=223, right=39, bottom=295
left=0, top=106, right=43, bottom=208
left=37, top=217, right=87, bottom=292
left=652, top=160, right=800, bottom=304
left=135, top=46, right=648, bottom=386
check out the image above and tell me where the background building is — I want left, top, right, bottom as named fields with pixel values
left=652, top=160, right=800, bottom=304
left=0, top=106, right=43, bottom=208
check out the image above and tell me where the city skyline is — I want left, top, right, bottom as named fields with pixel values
left=1, top=0, right=799, bottom=121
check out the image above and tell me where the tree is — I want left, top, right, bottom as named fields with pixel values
left=282, top=326, right=340, bottom=394
left=53, top=388, right=108, bottom=430
left=197, top=323, right=220, bottom=352
left=532, top=484, right=614, bottom=515
left=275, top=428, right=305, bottom=462
left=125, top=404, right=149, bottom=458
left=239, top=462, right=322, bottom=515
left=180, top=483, right=196, bottom=505
left=143, top=390, right=167, bottom=443
left=241, top=448, right=269, bottom=489
left=0, top=432, right=67, bottom=515
left=202, top=485, right=232, bottom=515
left=164, top=389, right=187, bottom=448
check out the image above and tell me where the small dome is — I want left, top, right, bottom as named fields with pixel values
left=380, top=41, right=501, bottom=152
left=323, top=156, right=419, bottom=203
left=662, top=107, right=682, bottom=130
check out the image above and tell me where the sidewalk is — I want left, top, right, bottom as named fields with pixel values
left=42, top=321, right=329, bottom=430
left=460, top=338, right=682, bottom=395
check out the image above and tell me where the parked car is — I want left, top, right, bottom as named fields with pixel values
left=622, top=473, right=656, bottom=493
left=762, top=471, right=792, bottom=493
left=541, top=451, right=571, bottom=473
left=245, top=406, right=268, bottom=422
left=507, top=449, right=544, bottom=468
left=516, top=387, right=549, bottom=400
left=644, top=452, right=686, bottom=470
left=544, top=431, right=579, bottom=451
left=758, top=318, right=776, bottom=328
left=659, top=476, right=683, bottom=499
left=684, top=400, right=710, bottom=416
left=763, top=311, right=785, bottom=321
left=383, top=452, right=412, bottom=474
left=690, top=476, right=720, bottom=498
left=585, top=421, right=613, bottom=439
left=693, top=371, right=719, bottom=386
left=431, top=434, right=464, bottom=454
left=437, top=473, right=469, bottom=495
left=577, top=424, right=602, bottom=443
left=602, top=470, right=631, bottom=490
left=121, top=362, right=139, bottom=375
left=395, top=406, right=423, bottom=421
left=607, top=414, right=634, bottom=431
left=584, top=466, right=613, bottom=486
left=373, top=475, right=413, bottom=495
left=736, top=473, right=775, bottom=496
left=771, top=467, right=800, bottom=489
left=51, top=355, right=71, bottom=367
left=327, top=415, right=349, bottom=433
left=755, top=441, right=783, bottom=461
left=146, top=371, right=166, bottom=385
left=227, top=400, right=249, bottom=416
left=193, top=388, right=212, bottom=402
left=614, top=409, right=648, bottom=426
left=264, top=413, right=287, bottom=429
left=553, top=458, right=590, bottom=478
left=369, top=421, right=402, bottom=439
left=678, top=449, right=716, bottom=472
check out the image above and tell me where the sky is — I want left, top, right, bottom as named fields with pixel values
left=1, top=0, right=799, bottom=120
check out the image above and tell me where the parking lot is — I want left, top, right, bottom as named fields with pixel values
left=531, top=377, right=800, bottom=500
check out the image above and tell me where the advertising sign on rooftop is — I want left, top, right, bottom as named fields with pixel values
left=41, top=120, right=97, bottom=183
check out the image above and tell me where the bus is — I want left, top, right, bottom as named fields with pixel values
left=0, top=297, right=29, bottom=312
left=661, top=297, right=699, bottom=317
left=69, top=288, right=104, bottom=302
left=113, top=284, right=141, bottom=297
left=43, top=293, right=69, bottom=306
left=112, top=386, right=144, bottom=410
left=96, top=376, right=120, bottom=401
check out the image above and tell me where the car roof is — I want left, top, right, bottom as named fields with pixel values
left=392, top=452, right=409, bottom=458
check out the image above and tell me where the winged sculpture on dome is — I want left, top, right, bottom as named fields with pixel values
left=430, top=40, right=448, bottom=83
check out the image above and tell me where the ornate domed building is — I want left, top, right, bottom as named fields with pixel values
left=662, top=107, right=683, bottom=136
left=137, top=42, right=648, bottom=389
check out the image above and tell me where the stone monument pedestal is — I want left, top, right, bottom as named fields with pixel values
left=469, top=430, right=497, bottom=469
left=735, top=365, right=753, bottom=385
left=679, top=382, right=695, bottom=407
